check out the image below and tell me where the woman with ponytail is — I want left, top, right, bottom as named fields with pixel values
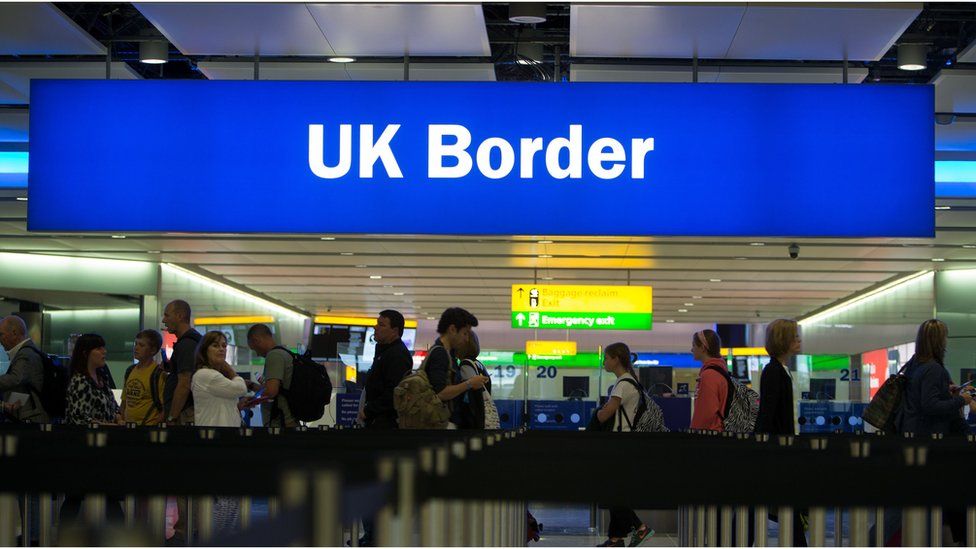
left=690, top=330, right=730, bottom=432
left=594, top=342, right=653, bottom=547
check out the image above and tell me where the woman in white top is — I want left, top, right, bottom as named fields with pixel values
left=594, top=343, right=653, bottom=547
left=191, top=330, right=247, bottom=535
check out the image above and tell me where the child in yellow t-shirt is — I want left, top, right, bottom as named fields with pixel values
left=122, top=329, right=167, bottom=426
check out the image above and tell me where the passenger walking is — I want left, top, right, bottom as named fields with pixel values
left=360, top=310, right=413, bottom=429
left=0, top=315, right=49, bottom=422
left=246, top=324, right=297, bottom=428
left=60, top=333, right=124, bottom=530
left=121, top=329, right=167, bottom=425
left=455, top=331, right=499, bottom=430
left=191, top=330, right=248, bottom=535
left=690, top=329, right=729, bottom=432
left=595, top=343, right=653, bottom=547
left=425, top=307, right=489, bottom=428
left=756, top=319, right=806, bottom=546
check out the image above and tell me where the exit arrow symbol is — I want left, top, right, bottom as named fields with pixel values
left=517, top=288, right=524, bottom=299
left=515, top=312, right=526, bottom=326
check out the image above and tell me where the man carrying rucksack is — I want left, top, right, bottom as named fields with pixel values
left=0, top=315, right=49, bottom=423
left=426, top=307, right=489, bottom=428
left=246, top=324, right=297, bottom=428
left=361, top=310, right=413, bottom=429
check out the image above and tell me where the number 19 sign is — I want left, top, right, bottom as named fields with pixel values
left=511, top=284, right=653, bottom=330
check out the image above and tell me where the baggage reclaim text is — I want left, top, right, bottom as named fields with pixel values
left=308, top=124, right=655, bottom=180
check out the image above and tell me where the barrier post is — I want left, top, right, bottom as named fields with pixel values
left=20, top=494, right=30, bottom=547
left=196, top=497, right=213, bottom=544
left=398, top=457, right=417, bottom=546
left=930, top=507, right=943, bottom=547
left=875, top=508, right=884, bottom=547
left=966, top=506, right=976, bottom=547
left=720, top=506, right=733, bottom=547
left=901, top=507, right=927, bottom=547
left=38, top=493, right=53, bottom=547
left=735, top=506, right=750, bottom=547
left=754, top=505, right=768, bottom=547
left=778, top=506, right=793, bottom=547
left=850, top=507, right=869, bottom=547
left=124, top=495, right=136, bottom=529
left=84, top=494, right=106, bottom=528
left=808, top=508, right=826, bottom=547
left=706, top=506, right=718, bottom=547
left=448, top=442, right=467, bottom=547
left=240, top=496, right=251, bottom=530
left=148, top=496, right=166, bottom=544
left=376, top=458, right=396, bottom=547
left=313, top=470, right=342, bottom=547
left=833, top=507, right=842, bottom=546
left=695, top=506, right=705, bottom=546
left=0, top=493, right=17, bottom=546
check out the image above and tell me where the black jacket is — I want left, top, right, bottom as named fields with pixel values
left=897, top=356, right=966, bottom=436
left=363, top=339, right=413, bottom=428
left=756, top=358, right=795, bottom=435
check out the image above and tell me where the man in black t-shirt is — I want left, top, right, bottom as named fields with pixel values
left=162, top=299, right=200, bottom=425
left=424, top=307, right=489, bottom=427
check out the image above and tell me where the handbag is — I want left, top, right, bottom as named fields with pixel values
left=863, top=363, right=909, bottom=432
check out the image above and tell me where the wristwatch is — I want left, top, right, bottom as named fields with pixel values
left=466, top=380, right=472, bottom=389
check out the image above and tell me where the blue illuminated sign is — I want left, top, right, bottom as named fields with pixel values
left=935, top=160, right=976, bottom=197
left=28, top=80, right=934, bottom=236
left=0, top=151, right=28, bottom=188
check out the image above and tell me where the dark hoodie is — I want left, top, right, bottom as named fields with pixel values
left=896, top=355, right=967, bottom=436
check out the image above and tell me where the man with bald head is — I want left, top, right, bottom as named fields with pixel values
left=0, top=316, right=49, bottom=422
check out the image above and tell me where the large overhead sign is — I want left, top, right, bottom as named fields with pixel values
left=28, top=81, right=933, bottom=237
left=511, top=284, right=652, bottom=330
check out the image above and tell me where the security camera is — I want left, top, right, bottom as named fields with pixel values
left=936, top=113, right=956, bottom=126
left=789, top=243, right=800, bottom=260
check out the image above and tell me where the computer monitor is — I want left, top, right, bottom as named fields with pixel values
left=563, top=376, right=590, bottom=399
left=809, top=378, right=837, bottom=400
left=639, top=366, right=674, bottom=396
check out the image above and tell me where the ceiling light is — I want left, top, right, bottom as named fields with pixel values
left=328, top=57, right=356, bottom=63
left=709, top=279, right=722, bottom=283
left=897, top=43, right=927, bottom=71
left=393, top=292, right=405, bottom=296
left=15, top=197, right=27, bottom=202
left=426, top=316, right=436, bottom=321
left=935, top=206, right=951, bottom=210
left=139, top=40, right=168, bottom=64
left=735, top=257, right=748, bottom=260
left=340, top=252, right=354, bottom=256
left=749, top=242, right=765, bottom=246
left=355, top=264, right=367, bottom=268
left=932, top=258, right=945, bottom=262
left=799, top=270, right=932, bottom=327
left=542, top=277, right=554, bottom=281
left=963, top=245, right=976, bottom=249
left=509, top=3, right=547, bottom=24
left=538, top=254, right=552, bottom=258
left=665, top=319, right=675, bottom=323
left=147, top=250, right=160, bottom=254
left=111, top=235, right=126, bottom=239
left=692, top=295, right=702, bottom=299
left=537, top=240, right=553, bottom=244
left=517, top=43, right=544, bottom=65
left=678, top=309, right=688, bottom=313
left=369, top=275, right=382, bottom=279
left=320, top=237, right=336, bottom=241
left=684, top=303, right=694, bottom=307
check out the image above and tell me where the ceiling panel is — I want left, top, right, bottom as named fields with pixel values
left=570, top=4, right=747, bottom=59
left=571, top=65, right=720, bottom=83
left=306, top=4, right=490, bottom=57
left=936, top=120, right=976, bottom=152
left=960, top=41, right=976, bottom=64
left=135, top=3, right=336, bottom=56
left=0, top=111, right=28, bottom=142
left=0, top=3, right=106, bottom=56
left=0, top=63, right=141, bottom=105
left=933, top=69, right=976, bottom=114
left=713, top=66, right=868, bottom=83
left=726, top=3, right=920, bottom=61
left=199, top=61, right=495, bottom=81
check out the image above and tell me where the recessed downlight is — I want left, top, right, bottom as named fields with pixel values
left=328, top=57, right=356, bottom=63
left=709, top=279, right=722, bottom=283
left=538, top=254, right=552, bottom=258
left=393, top=292, right=405, bottom=296
left=340, top=252, right=354, bottom=256
left=320, top=237, right=336, bottom=241
left=684, top=303, right=694, bottom=307
left=537, top=240, right=553, bottom=244
left=369, top=275, right=382, bottom=279
left=111, top=235, right=126, bottom=239
left=666, top=319, right=675, bottom=323
left=15, top=197, right=27, bottom=202
left=932, top=258, right=945, bottom=262
left=678, top=309, right=688, bottom=313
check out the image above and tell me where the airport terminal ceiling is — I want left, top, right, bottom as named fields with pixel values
left=2, top=2, right=976, bottom=325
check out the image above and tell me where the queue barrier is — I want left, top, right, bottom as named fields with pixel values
left=1, top=424, right=976, bottom=546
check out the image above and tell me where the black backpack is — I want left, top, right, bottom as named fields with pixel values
left=22, top=346, right=70, bottom=420
left=272, top=346, right=333, bottom=422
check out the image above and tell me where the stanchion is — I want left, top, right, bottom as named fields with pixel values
left=84, top=494, right=106, bottom=527
left=0, top=493, right=17, bottom=546
left=124, top=495, right=136, bottom=529
left=20, top=494, right=30, bottom=547
left=695, top=506, right=705, bottom=546
left=240, top=496, right=251, bottom=530
left=778, top=506, right=793, bottom=547
left=754, top=505, right=768, bottom=547
left=677, top=507, right=686, bottom=547
left=376, top=458, right=396, bottom=547
left=185, top=497, right=195, bottom=546
left=966, top=506, right=976, bottom=547
left=875, top=508, right=884, bottom=547
left=196, top=497, right=213, bottom=544
left=833, top=507, right=842, bottom=546
left=930, top=507, right=943, bottom=547
left=448, top=442, right=467, bottom=547
left=850, top=507, right=869, bottom=547
left=735, top=506, right=750, bottom=547
left=398, top=457, right=417, bottom=546
left=350, top=521, right=360, bottom=547
left=902, top=507, right=927, bottom=547
left=809, top=507, right=826, bottom=547
left=38, top=493, right=53, bottom=547
left=706, top=505, right=718, bottom=547
left=720, top=506, right=733, bottom=547
left=148, top=496, right=166, bottom=544
left=313, top=470, right=342, bottom=547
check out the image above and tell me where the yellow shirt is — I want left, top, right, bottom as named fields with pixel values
left=123, top=363, right=166, bottom=425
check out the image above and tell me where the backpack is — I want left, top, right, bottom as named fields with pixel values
left=123, top=363, right=166, bottom=424
left=393, top=345, right=451, bottom=429
left=863, top=363, right=909, bottom=432
left=272, top=346, right=333, bottom=423
left=22, top=346, right=69, bottom=420
left=615, top=377, right=669, bottom=433
left=704, top=364, right=759, bottom=433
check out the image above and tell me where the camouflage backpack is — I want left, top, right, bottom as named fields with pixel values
left=394, top=345, right=451, bottom=429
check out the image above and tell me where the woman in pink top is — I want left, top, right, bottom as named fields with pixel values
left=690, top=329, right=730, bottom=432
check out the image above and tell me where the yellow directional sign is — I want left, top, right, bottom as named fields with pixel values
left=526, top=340, right=578, bottom=356
left=511, top=284, right=653, bottom=330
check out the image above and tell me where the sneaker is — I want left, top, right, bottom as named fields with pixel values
left=596, top=539, right=625, bottom=547
left=628, top=526, right=654, bottom=547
